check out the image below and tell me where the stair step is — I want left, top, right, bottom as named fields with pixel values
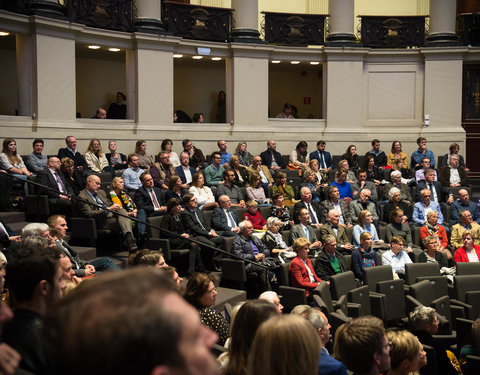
left=0, top=211, right=26, bottom=224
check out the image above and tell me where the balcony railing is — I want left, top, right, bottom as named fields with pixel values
left=163, top=1, right=232, bottom=42
left=359, top=15, right=428, bottom=48
left=262, top=11, right=327, bottom=46
left=458, top=13, right=480, bottom=46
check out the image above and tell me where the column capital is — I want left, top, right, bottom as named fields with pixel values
left=29, top=0, right=66, bottom=18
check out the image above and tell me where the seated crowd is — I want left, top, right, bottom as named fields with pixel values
left=0, top=135, right=479, bottom=374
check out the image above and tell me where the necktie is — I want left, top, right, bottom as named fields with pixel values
left=304, top=225, right=309, bottom=238
left=429, top=183, right=438, bottom=202
left=54, top=172, right=66, bottom=194
left=319, top=151, right=325, bottom=169
left=194, top=210, right=206, bottom=230
left=227, top=210, right=236, bottom=228
left=150, top=189, right=160, bottom=209
left=307, top=203, right=317, bottom=224
left=93, top=194, right=106, bottom=209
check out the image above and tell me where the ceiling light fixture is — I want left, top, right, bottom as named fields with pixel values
left=0, top=32, right=10, bottom=37
left=271, top=60, right=281, bottom=64
left=88, top=45, right=100, bottom=49
left=108, top=48, right=121, bottom=52
left=192, top=55, right=203, bottom=60
left=173, top=54, right=183, bottom=58
left=291, top=61, right=300, bottom=64
left=310, top=61, right=320, bottom=65
left=211, top=57, right=222, bottom=61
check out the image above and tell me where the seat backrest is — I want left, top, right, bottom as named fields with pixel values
left=456, top=262, right=480, bottom=276
left=415, top=275, right=449, bottom=301
left=405, top=262, right=440, bottom=285
left=279, top=262, right=290, bottom=286
left=345, top=226, right=354, bottom=244
left=363, top=265, right=394, bottom=293
left=314, top=281, right=334, bottom=313
left=347, top=285, right=371, bottom=315
left=454, top=275, right=480, bottom=301
left=377, top=279, right=406, bottom=321
left=330, top=271, right=356, bottom=300
left=343, top=254, right=352, bottom=270
left=409, top=280, right=434, bottom=306
left=221, top=259, right=247, bottom=283
left=412, top=226, right=422, bottom=247
left=147, top=216, right=164, bottom=238
left=202, top=210, right=213, bottom=227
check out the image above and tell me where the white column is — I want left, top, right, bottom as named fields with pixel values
left=326, top=0, right=356, bottom=46
left=231, top=0, right=261, bottom=42
left=426, top=0, right=458, bottom=45
left=134, top=0, right=164, bottom=34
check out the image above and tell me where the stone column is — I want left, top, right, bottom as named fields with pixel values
left=426, top=0, right=458, bottom=45
left=29, top=0, right=65, bottom=17
left=325, top=0, right=357, bottom=46
left=134, top=0, right=164, bottom=34
left=231, top=0, right=261, bottom=43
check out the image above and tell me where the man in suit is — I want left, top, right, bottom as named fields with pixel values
left=76, top=174, right=137, bottom=252
left=57, top=135, right=87, bottom=171
left=246, top=155, right=274, bottom=187
left=181, top=194, right=224, bottom=271
left=412, top=189, right=445, bottom=226
left=349, top=188, right=379, bottom=226
left=0, top=218, right=21, bottom=259
left=293, top=187, right=324, bottom=226
left=415, top=169, right=454, bottom=204
left=450, top=189, right=480, bottom=225
left=134, top=172, right=167, bottom=237
left=439, top=154, right=469, bottom=188
left=211, top=195, right=240, bottom=237
left=260, top=140, right=285, bottom=174
left=450, top=210, right=480, bottom=249
left=309, top=140, right=333, bottom=171
left=365, top=139, right=387, bottom=169
left=48, top=214, right=119, bottom=276
left=182, top=139, right=206, bottom=170
left=383, top=170, right=412, bottom=203
left=35, top=156, right=73, bottom=215
left=175, top=152, right=196, bottom=188
left=351, top=169, right=378, bottom=202
left=320, top=209, right=354, bottom=254
left=314, top=234, right=348, bottom=281
left=320, top=186, right=353, bottom=227
left=290, top=208, right=322, bottom=250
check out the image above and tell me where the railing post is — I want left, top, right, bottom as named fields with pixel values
left=231, top=0, right=262, bottom=43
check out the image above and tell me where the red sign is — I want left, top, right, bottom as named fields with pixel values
left=304, top=97, right=311, bottom=105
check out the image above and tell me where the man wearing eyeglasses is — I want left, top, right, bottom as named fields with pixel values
left=349, top=189, right=379, bottom=228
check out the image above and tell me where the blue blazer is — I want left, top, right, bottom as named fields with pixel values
left=412, top=201, right=444, bottom=225
left=175, top=165, right=196, bottom=185
left=309, top=150, right=333, bottom=169
left=318, top=348, right=347, bottom=375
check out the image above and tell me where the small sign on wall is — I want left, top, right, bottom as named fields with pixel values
left=304, top=97, right=311, bottom=105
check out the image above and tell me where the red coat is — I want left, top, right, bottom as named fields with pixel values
left=289, top=256, right=322, bottom=297
left=454, top=245, right=480, bottom=264
left=420, top=225, right=448, bottom=249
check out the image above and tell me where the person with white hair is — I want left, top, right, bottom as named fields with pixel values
left=258, top=291, right=283, bottom=314
left=383, top=170, right=412, bottom=203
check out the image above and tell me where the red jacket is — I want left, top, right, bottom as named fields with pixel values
left=420, top=225, right=448, bottom=249
left=243, top=211, right=266, bottom=230
left=454, top=245, right=480, bottom=264
left=289, top=256, right=322, bottom=297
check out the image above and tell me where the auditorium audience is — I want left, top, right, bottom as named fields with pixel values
left=450, top=189, right=480, bottom=225
left=384, top=170, right=412, bottom=203
left=314, top=234, right=347, bottom=281
left=192, top=112, right=204, bottom=123
left=234, top=141, right=253, bottom=168
left=216, top=169, right=246, bottom=207
left=134, top=139, right=154, bottom=169
left=454, top=231, right=480, bottom=264
left=243, top=200, right=266, bottom=230
left=413, top=188, right=445, bottom=227
left=25, top=138, right=47, bottom=173
left=58, top=135, right=87, bottom=171
left=272, top=171, right=296, bottom=206
left=276, top=102, right=294, bottom=119
left=349, top=188, right=379, bottom=225
left=160, top=138, right=180, bottom=168
left=92, top=107, right=107, bottom=119
left=381, top=236, right=412, bottom=277
left=151, top=151, right=176, bottom=190
left=439, top=142, right=467, bottom=169
left=270, top=192, right=294, bottom=230
left=122, top=153, right=144, bottom=190
left=107, top=91, right=126, bottom=119
left=216, top=90, right=226, bottom=123
left=290, top=208, right=322, bottom=249
left=262, top=217, right=293, bottom=254
left=293, top=186, right=324, bottom=227
left=338, top=158, right=358, bottom=184
left=415, top=169, right=454, bottom=204
left=420, top=211, right=449, bottom=259
left=391, top=157, right=415, bottom=185
left=383, top=187, right=412, bottom=224
left=290, top=141, right=310, bottom=171
left=184, top=273, right=229, bottom=345
left=300, top=170, right=323, bottom=202
left=342, top=144, right=360, bottom=171
left=415, top=157, right=437, bottom=182
left=126, top=249, right=167, bottom=268
left=229, top=155, right=249, bottom=187
left=60, top=157, right=85, bottom=195
left=246, top=155, right=274, bottom=187
left=204, top=151, right=225, bottom=186
left=0, top=138, right=32, bottom=194
left=182, top=139, right=206, bottom=169
left=134, top=172, right=166, bottom=237
left=387, top=140, right=409, bottom=167
left=246, top=173, right=269, bottom=206
left=419, top=236, right=448, bottom=268
left=411, top=137, right=435, bottom=170
left=110, top=176, right=138, bottom=222
left=451, top=210, right=480, bottom=249
left=289, top=237, right=323, bottom=298
left=365, top=139, right=387, bottom=168
left=105, top=140, right=127, bottom=170
left=308, top=158, right=329, bottom=187
left=439, top=154, right=469, bottom=188
left=189, top=171, right=218, bottom=210
left=386, top=208, right=414, bottom=253
left=352, top=232, right=380, bottom=282
left=260, top=140, right=285, bottom=173
left=84, top=138, right=114, bottom=176
left=212, top=195, right=241, bottom=236
left=386, top=330, right=422, bottom=375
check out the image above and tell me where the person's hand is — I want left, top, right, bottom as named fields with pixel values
left=0, top=343, right=20, bottom=375
left=181, top=233, right=190, bottom=238
left=338, top=223, right=347, bottom=228
left=239, top=200, right=246, bottom=208
left=84, top=265, right=95, bottom=276
left=232, top=227, right=240, bottom=233
left=60, top=195, right=70, bottom=200
left=447, top=195, right=454, bottom=204
left=8, top=236, right=21, bottom=243
left=255, top=253, right=265, bottom=261
left=344, top=243, right=354, bottom=250
left=108, top=204, right=121, bottom=211
left=210, top=230, right=219, bottom=237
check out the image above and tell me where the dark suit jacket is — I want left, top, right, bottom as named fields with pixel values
left=76, top=189, right=112, bottom=219
left=35, top=169, right=73, bottom=198
left=232, top=166, right=249, bottom=187
left=211, top=207, right=240, bottom=231
left=438, top=165, right=469, bottom=187
left=314, top=250, right=348, bottom=282
left=320, top=200, right=352, bottom=225
left=309, top=150, right=333, bottom=169
left=134, top=186, right=166, bottom=215
left=293, top=200, right=325, bottom=224
left=105, top=152, right=127, bottom=169
left=0, top=220, right=16, bottom=244
left=415, top=180, right=452, bottom=203
left=438, top=153, right=466, bottom=168
left=290, top=224, right=320, bottom=244
left=320, top=223, right=350, bottom=247
left=58, top=148, right=87, bottom=170
left=181, top=208, right=212, bottom=237
left=260, top=149, right=285, bottom=169
left=175, top=165, right=196, bottom=184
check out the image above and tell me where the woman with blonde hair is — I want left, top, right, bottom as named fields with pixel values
left=84, top=138, right=114, bottom=176
left=248, top=314, right=321, bottom=375
left=234, top=141, right=253, bottom=168
left=188, top=171, right=218, bottom=210
left=0, top=138, right=32, bottom=194
left=229, top=155, right=249, bottom=187
left=246, top=173, right=269, bottom=206
left=386, top=330, right=422, bottom=375
left=272, top=171, right=296, bottom=206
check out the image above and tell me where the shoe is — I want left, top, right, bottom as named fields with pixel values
left=124, top=233, right=137, bottom=253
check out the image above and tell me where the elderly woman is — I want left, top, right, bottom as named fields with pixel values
left=352, top=210, right=381, bottom=247
left=351, top=232, right=381, bottom=282
left=383, top=187, right=412, bottom=224
left=184, top=273, right=230, bottom=345
left=385, top=209, right=414, bottom=253
left=301, top=170, right=323, bottom=202
left=160, top=139, right=180, bottom=168
left=165, top=175, right=186, bottom=205
left=454, top=231, right=480, bottom=264
left=262, top=217, right=294, bottom=255
left=391, top=158, right=415, bottom=184
left=229, top=155, right=249, bottom=187
left=246, top=173, right=269, bottom=206
left=0, top=138, right=32, bottom=194
left=342, top=144, right=360, bottom=171
left=418, top=235, right=448, bottom=268
left=288, top=238, right=323, bottom=298
left=270, top=193, right=294, bottom=230
left=271, top=171, right=296, bottom=206
left=188, top=172, right=218, bottom=210
left=290, top=141, right=310, bottom=171
left=234, top=141, right=253, bottom=168
left=409, top=306, right=458, bottom=375
left=308, top=159, right=329, bottom=187
left=60, top=157, right=85, bottom=196
left=338, top=159, right=358, bottom=184
left=386, top=330, right=422, bottom=375
left=420, top=211, right=450, bottom=259
left=329, top=169, right=353, bottom=202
